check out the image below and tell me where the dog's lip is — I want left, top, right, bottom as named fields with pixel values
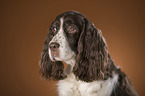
left=52, top=57, right=56, bottom=61
left=51, top=50, right=59, bottom=57
left=52, top=54, right=58, bottom=60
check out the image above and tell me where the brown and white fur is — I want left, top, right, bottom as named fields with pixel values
left=40, top=11, right=138, bottom=96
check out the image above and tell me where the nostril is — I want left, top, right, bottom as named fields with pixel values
left=50, top=45, right=56, bottom=49
left=53, top=46, right=56, bottom=48
left=49, top=42, right=60, bottom=51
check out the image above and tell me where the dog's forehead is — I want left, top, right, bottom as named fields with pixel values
left=63, top=15, right=81, bottom=23
left=53, top=12, right=83, bottom=24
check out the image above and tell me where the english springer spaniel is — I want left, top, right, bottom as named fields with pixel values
left=40, top=11, right=138, bottom=96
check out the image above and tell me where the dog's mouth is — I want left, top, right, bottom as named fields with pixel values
left=50, top=50, right=59, bottom=61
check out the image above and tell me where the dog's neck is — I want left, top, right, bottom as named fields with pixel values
left=63, top=56, right=76, bottom=75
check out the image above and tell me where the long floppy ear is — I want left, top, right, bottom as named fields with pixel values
left=73, top=19, right=113, bottom=82
left=40, top=32, right=66, bottom=80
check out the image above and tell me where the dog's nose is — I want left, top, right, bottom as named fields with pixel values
left=49, top=42, right=60, bottom=51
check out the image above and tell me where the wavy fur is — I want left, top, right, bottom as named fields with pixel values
left=40, top=31, right=66, bottom=80
left=73, top=17, right=114, bottom=82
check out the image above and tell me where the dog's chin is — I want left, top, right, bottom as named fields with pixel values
left=52, top=54, right=76, bottom=63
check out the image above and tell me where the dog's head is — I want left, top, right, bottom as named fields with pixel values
left=40, top=11, right=113, bottom=82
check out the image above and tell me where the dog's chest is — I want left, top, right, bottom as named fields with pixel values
left=57, top=73, right=118, bottom=96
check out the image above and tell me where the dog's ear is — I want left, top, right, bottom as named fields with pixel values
left=73, top=18, right=113, bottom=82
left=40, top=31, right=66, bottom=80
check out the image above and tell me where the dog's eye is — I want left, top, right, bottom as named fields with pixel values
left=67, top=25, right=77, bottom=33
left=52, top=27, right=57, bottom=33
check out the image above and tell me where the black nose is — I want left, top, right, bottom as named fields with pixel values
left=49, top=42, right=60, bottom=51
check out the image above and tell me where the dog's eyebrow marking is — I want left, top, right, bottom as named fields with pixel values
left=58, top=18, right=64, bottom=47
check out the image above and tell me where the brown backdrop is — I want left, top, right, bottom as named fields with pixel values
left=0, top=0, right=145, bottom=96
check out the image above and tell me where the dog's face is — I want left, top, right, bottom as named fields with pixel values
left=48, top=13, right=84, bottom=62
left=40, top=11, right=110, bottom=82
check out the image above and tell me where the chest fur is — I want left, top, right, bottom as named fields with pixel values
left=57, top=73, right=118, bottom=96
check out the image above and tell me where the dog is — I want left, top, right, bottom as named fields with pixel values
left=40, top=11, right=138, bottom=96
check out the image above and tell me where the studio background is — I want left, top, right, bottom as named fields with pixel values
left=0, top=0, right=145, bottom=96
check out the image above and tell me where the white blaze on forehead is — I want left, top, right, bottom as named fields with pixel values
left=60, top=18, right=64, bottom=32
left=49, top=17, right=64, bottom=44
